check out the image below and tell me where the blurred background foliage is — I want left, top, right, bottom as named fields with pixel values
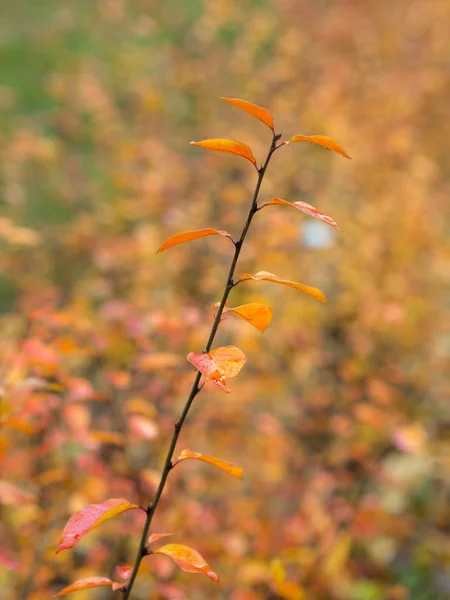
left=1, top=0, right=450, bottom=598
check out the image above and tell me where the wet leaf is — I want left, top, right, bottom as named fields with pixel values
left=56, top=498, right=139, bottom=553
left=287, top=134, right=352, bottom=159
left=154, top=543, right=220, bottom=582
left=55, top=577, right=113, bottom=596
left=187, top=345, right=247, bottom=393
left=220, top=97, right=274, bottom=131
left=237, top=271, right=327, bottom=302
left=157, top=228, right=233, bottom=254
left=260, top=198, right=339, bottom=230
left=175, top=448, right=243, bottom=479
left=190, top=139, right=257, bottom=166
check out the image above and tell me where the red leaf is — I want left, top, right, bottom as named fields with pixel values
left=220, top=97, right=274, bottom=131
left=190, top=139, right=257, bottom=166
left=55, top=577, right=113, bottom=596
left=186, top=346, right=247, bottom=393
left=156, top=228, right=233, bottom=254
left=260, top=198, right=339, bottom=230
left=56, top=498, right=139, bottom=553
left=154, top=543, right=220, bottom=582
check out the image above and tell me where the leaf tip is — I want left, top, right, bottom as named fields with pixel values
left=208, top=570, right=220, bottom=583
left=55, top=542, right=66, bottom=555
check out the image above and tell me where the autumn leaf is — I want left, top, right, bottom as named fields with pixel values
left=186, top=345, right=247, bottom=393
left=220, top=97, right=274, bottom=131
left=236, top=271, right=327, bottom=302
left=287, top=134, right=352, bottom=159
left=174, top=448, right=243, bottom=479
left=156, top=228, right=233, bottom=254
left=116, top=565, right=133, bottom=581
left=260, top=198, right=339, bottom=230
left=148, top=532, right=174, bottom=545
left=56, top=498, right=139, bottom=553
left=55, top=577, right=114, bottom=596
left=213, top=302, right=272, bottom=332
left=190, top=139, right=257, bottom=166
left=154, top=544, right=220, bottom=582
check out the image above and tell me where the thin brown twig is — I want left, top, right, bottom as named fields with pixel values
left=122, top=132, right=281, bottom=598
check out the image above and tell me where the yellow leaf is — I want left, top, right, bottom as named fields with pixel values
left=220, top=97, right=274, bottom=131
left=270, top=559, right=286, bottom=585
left=190, top=139, right=257, bottom=166
left=237, top=271, right=327, bottom=302
left=157, top=228, right=233, bottom=254
left=175, top=448, right=243, bottom=479
left=288, top=134, right=352, bottom=159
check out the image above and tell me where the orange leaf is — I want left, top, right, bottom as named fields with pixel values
left=157, top=228, right=233, bottom=254
left=287, top=134, right=352, bottom=159
left=224, top=303, right=273, bottom=333
left=148, top=532, right=174, bottom=545
left=154, top=543, right=220, bottom=582
left=260, top=198, right=339, bottom=230
left=190, top=139, right=257, bottom=166
left=56, top=498, right=139, bottom=553
left=55, top=577, right=113, bottom=596
left=186, top=345, right=247, bottom=393
left=220, top=97, right=274, bottom=131
left=175, top=448, right=243, bottom=479
left=237, top=271, right=327, bottom=302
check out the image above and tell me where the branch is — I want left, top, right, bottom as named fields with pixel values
left=122, top=133, right=280, bottom=598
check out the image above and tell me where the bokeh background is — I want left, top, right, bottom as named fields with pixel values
left=1, top=1, right=450, bottom=599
